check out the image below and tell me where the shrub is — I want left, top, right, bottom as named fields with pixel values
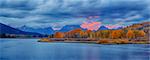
left=96, top=40, right=109, bottom=44
left=120, top=40, right=129, bottom=44
left=111, top=40, right=121, bottom=44
left=38, top=38, right=52, bottom=42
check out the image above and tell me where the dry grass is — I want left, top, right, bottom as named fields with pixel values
left=96, top=39, right=129, bottom=44
left=96, top=40, right=110, bottom=44
left=38, top=38, right=53, bottom=42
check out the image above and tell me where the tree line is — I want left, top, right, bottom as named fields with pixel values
left=49, top=28, right=146, bottom=39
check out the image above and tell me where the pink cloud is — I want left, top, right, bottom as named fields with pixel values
left=80, top=21, right=101, bottom=31
left=80, top=16, right=101, bottom=31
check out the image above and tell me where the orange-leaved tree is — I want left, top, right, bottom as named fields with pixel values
left=111, top=30, right=120, bottom=39
left=54, top=32, right=64, bottom=38
left=85, top=30, right=92, bottom=38
left=134, top=30, right=146, bottom=37
left=126, top=30, right=135, bottom=39
left=138, top=30, right=146, bottom=37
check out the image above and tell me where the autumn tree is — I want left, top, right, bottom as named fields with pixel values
left=89, top=32, right=95, bottom=38
left=111, top=30, right=119, bottom=39
left=126, top=30, right=135, bottom=39
left=85, top=30, right=92, bottom=38
left=54, top=32, right=64, bottom=38
left=138, top=30, right=146, bottom=37
left=111, top=30, right=124, bottom=39
left=82, top=31, right=88, bottom=38
left=79, top=31, right=85, bottom=38
left=71, top=28, right=82, bottom=38
left=95, top=31, right=101, bottom=38
left=134, top=30, right=146, bottom=38
left=64, top=28, right=83, bottom=38
left=99, top=30, right=110, bottom=38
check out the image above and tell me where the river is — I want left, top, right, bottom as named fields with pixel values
left=0, top=39, right=150, bottom=60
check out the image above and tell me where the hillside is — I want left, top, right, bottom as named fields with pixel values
left=124, top=22, right=150, bottom=30
left=0, top=23, right=41, bottom=35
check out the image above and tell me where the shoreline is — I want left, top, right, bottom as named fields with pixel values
left=38, top=41, right=150, bottom=44
left=38, top=38, right=150, bottom=44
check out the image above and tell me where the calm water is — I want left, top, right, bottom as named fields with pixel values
left=0, top=39, right=150, bottom=60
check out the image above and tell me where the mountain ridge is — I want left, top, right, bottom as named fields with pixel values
left=18, top=25, right=54, bottom=35
left=0, top=23, right=41, bottom=35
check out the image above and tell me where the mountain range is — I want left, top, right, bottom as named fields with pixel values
left=18, top=25, right=54, bottom=35
left=59, top=25, right=84, bottom=32
left=0, top=23, right=125, bottom=35
left=17, top=25, right=123, bottom=34
left=0, top=23, right=41, bottom=35
left=59, top=25, right=123, bottom=32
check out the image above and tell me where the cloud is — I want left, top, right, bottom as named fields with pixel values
left=105, top=24, right=123, bottom=29
left=124, top=14, right=143, bottom=21
left=0, top=8, right=30, bottom=18
left=80, top=16, right=101, bottom=31
left=0, top=0, right=149, bottom=29
left=0, top=0, right=44, bottom=10
left=81, top=21, right=101, bottom=31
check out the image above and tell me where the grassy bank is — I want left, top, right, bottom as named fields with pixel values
left=96, top=39, right=149, bottom=44
left=38, top=38, right=150, bottom=44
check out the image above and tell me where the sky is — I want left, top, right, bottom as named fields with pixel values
left=0, top=0, right=150, bottom=30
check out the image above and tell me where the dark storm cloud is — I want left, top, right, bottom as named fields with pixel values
left=0, top=0, right=149, bottom=29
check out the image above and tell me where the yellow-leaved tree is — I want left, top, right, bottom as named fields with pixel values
left=138, top=30, right=146, bottom=37
left=126, top=30, right=135, bottom=39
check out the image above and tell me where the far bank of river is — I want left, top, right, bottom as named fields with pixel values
left=38, top=38, right=150, bottom=44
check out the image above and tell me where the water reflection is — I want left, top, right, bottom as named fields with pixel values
left=0, top=39, right=150, bottom=60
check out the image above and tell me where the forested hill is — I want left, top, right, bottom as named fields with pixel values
left=124, top=22, right=150, bottom=30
